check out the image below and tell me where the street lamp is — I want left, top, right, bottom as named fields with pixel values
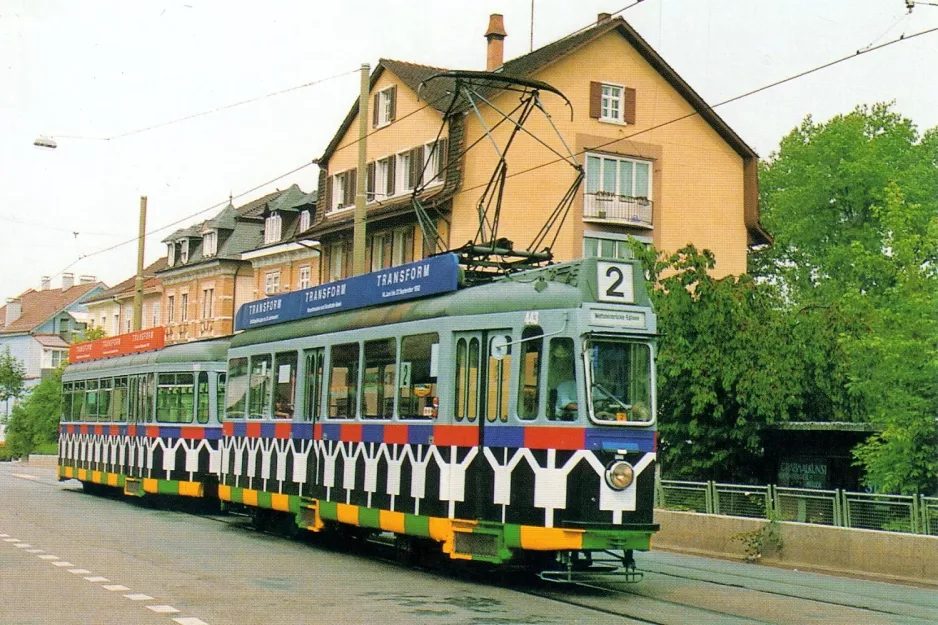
left=33, top=136, right=58, bottom=149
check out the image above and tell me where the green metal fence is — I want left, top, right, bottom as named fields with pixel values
left=658, top=479, right=938, bottom=536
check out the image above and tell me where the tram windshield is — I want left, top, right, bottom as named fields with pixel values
left=586, top=339, right=653, bottom=425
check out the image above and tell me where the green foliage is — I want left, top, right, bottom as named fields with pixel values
left=732, top=512, right=784, bottom=562
left=754, top=103, right=938, bottom=494
left=0, top=347, right=26, bottom=405
left=635, top=243, right=801, bottom=481
left=4, top=370, right=63, bottom=458
left=74, top=325, right=107, bottom=343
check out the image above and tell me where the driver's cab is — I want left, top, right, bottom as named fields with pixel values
left=584, top=337, right=654, bottom=425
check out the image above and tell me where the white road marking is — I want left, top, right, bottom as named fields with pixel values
left=68, top=568, right=92, bottom=574
left=14, top=543, right=32, bottom=548
left=0, top=534, right=9, bottom=537
left=147, top=605, right=181, bottom=614
left=11, top=473, right=40, bottom=480
left=52, top=561, right=76, bottom=567
left=38, top=555, right=59, bottom=560
left=3, top=538, right=21, bottom=542
left=174, top=618, right=210, bottom=625
left=84, top=576, right=110, bottom=582
left=25, top=549, right=44, bottom=553
left=103, top=584, right=131, bottom=592
left=123, top=593, right=154, bottom=601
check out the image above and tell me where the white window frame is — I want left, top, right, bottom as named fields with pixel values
left=600, top=82, right=625, bottom=123
left=298, top=210, right=310, bottom=232
left=265, top=271, right=281, bottom=295
left=180, top=239, right=189, bottom=264
left=152, top=301, right=161, bottom=327
left=585, top=153, right=652, bottom=200
left=376, top=86, right=395, bottom=127
left=167, top=243, right=175, bottom=267
left=298, top=266, right=311, bottom=290
left=583, top=231, right=651, bottom=260
left=328, top=242, right=345, bottom=282
left=203, top=230, right=218, bottom=257
left=180, top=292, right=189, bottom=322
left=370, top=157, right=393, bottom=203
left=201, top=288, right=214, bottom=319
left=421, top=140, right=445, bottom=187
left=264, top=213, right=282, bottom=244
left=396, top=150, right=413, bottom=192
left=167, top=295, right=175, bottom=323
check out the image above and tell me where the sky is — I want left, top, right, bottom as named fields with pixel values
left=2, top=0, right=938, bottom=302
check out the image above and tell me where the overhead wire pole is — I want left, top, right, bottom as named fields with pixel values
left=353, top=63, right=370, bottom=277
left=132, top=196, right=147, bottom=331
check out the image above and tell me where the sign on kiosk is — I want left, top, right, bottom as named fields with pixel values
left=69, top=327, right=166, bottom=363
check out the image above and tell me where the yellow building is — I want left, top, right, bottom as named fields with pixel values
left=307, top=13, right=769, bottom=281
left=83, top=259, right=167, bottom=335
left=158, top=186, right=315, bottom=343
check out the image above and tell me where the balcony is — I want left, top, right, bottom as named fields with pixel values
left=583, top=192, right=653, bottom=228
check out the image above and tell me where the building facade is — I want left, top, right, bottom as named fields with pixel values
left=84, top=258, right=167, bottom=335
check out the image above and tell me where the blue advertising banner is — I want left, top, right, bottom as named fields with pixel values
left=234, top=253, right=461, bottom=331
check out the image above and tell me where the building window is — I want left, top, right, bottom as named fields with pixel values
left=298, top=210, right=310, bottom=232
left=203, top=231, right=217, bottom=257
left=113, top=313, right=120, bottom=335
left=332, top=169, right=357, bottom=211
left=392, top=227, right=414, bottom=266
left=370, top=232, right=393, bottom=272
left=180, top=240, right=189, bottom=264
left=264, top=213, right=282, bottom=244
left=601, top=84, right=623, bottom=122
left=422, top=138, right=447, bottom=186
left=298, top=266, right=311, bottom=290
left=167, top=243, right=175, bottom=267
left=180, top=293, right=189, bottom=321
left=374, top=85, right=397, bottom=128
left=167, top=295, right=175, bottom=323
left=201, top=288, right=214, bottom=319
left=396, top=149, right=415, bottom=192
left=152, top=301, right=161, bottom=327
left=584, top=236, right=634, bottom=260
left=265, top=271, right=281, bottom=295
left=327, top=241, right=346, bottom=282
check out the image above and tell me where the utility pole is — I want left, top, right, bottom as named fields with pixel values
left=353, top=63, right=370, bottom=276
left=132, top=195, right=147, bottom=331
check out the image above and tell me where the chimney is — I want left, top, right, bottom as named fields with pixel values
left=40, top=276, right=50, bottom=291
left=485, top=13, right=507, bottom=71
left=62, top=273, right=74, bottom=290
left=597, top=12, right=612, bottom=24
left=79, top=275, right=96, bottom=285
left=4, top=298, right=21, bottom=327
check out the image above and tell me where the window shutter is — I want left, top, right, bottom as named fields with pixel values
left=346, top=169, right=357, bottom=206
left=373, top=93, right=379, bottom=127
left=325, top=175, right=333, bottom=210
left=366, top=162, right=375, bottom=200
left=624, top=87, right=636, bottom=124
left=389, top=85, right=397, bottom=122
left=387, top=158, right=396, bottom=196
left=409, top=146, right=424, bottom=189
left=589, top=82, right=602, bottom=119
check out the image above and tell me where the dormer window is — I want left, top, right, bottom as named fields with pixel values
left=264, top=212, right=282, bottom=244
left=203, top=230, right=218, bottom=257
left=167, top=243, right=176, bottom=267
left=299, top=210, right=310, bottom=233
left=180, top=239, right=190, bottom=264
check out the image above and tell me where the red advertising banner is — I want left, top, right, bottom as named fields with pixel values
left=69, top=326, right=165, bottom=363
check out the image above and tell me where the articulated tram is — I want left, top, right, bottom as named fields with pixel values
left=58, top=253, right=657, bottom=580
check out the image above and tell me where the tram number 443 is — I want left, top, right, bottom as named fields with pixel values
left=597, top=261, right=635, bottom=304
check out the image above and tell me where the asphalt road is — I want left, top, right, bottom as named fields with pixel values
left=2, top=461, right=937, bottom=625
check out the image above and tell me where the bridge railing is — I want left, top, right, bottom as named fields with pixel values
left=657, top=479, right=938, bottom=536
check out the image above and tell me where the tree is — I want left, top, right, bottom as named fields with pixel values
left=4, top=369, right=64, bottom=458
left=0, top=348, right=26, bottom=419
left=74, top=325, right=106, bottom=343
left=635, top=244, right=802, bottom=481
left=754, top=103, right=938, bottom=493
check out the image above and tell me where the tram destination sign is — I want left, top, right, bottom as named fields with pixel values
left=235, top=253, right=461, bottom=331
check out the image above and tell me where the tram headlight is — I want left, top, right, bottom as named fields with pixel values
left=605, top=461, right=634, bottom=491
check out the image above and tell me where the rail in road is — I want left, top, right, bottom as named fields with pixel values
left=4, top=461, right=938, bottom=625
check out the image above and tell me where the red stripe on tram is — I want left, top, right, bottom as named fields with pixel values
left=341, top=424, right=363, bottom=442
left=384, top=424, right=409, bottom=445
left=524, top=426, right=586, bottom=450
left=434, top=424, right=478, bottom=447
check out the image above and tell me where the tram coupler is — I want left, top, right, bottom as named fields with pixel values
left=538, top=549, right=643, bottom=585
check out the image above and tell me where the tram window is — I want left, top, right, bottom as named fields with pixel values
left=363, top=339, right=395, bottom=419
left=588, top=341, right=653, bottom=424
left=98, top=378, right=113, bottom=422
left=454, top=336, right=481, bottom=422
left=303, top=349, right=324, bottom=422
left=398, top=333, right=438, bottom=420
left=62, top=382, right=73, bottom=422
left=85, top=380, right=99, bottom=421
left=142, top=374, right=155, bottom=423
left=273, top=351, right=298, bottom=419
left=72, top=381, right=85, bottom=421
left=486, top=335, right=512, bottom=423
left=113, top=377, right=129, bottom=422
left=517, top=327, right=543, bottom=420
left=225, top=357, right=248, bottom=420
left=156, top=373, right=195, bottom=423
left=328, top=342, right=359, bottom=419
left=247, top=354, right=273, bottom=419
left=197, top=372, right=210, bottom=424
left=547, top=338, right=577, bottom=421
left=216, top=373, right=226, bottom=423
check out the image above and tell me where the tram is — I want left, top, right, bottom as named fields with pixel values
left=219, top=252, right=658, bottom=578
left=58, top=331, right=229, bottom=499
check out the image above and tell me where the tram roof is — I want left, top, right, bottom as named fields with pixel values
left=63, top=336, right=230, bottom=378
left=230, top=257, right=651, bottom=349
